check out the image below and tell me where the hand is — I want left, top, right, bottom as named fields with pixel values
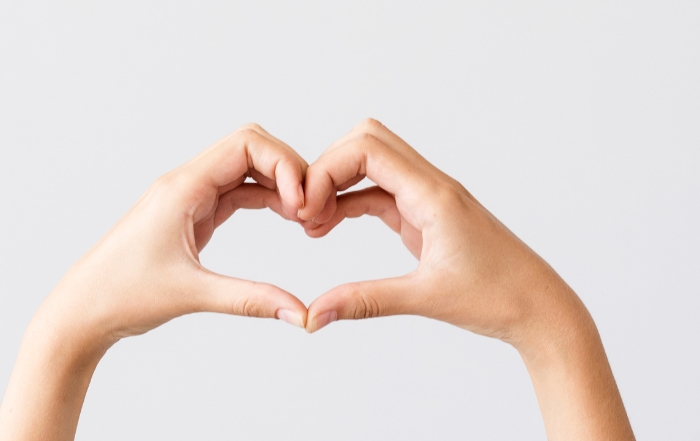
left=44, top=124, right=310, bottom=345
left=297, top=118, right=635, bottom=440
left=0, top=124, right=310, bottom=441
left=298, top=118, right=568, bottom=342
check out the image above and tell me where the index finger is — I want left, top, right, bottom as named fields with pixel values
left=180, top=124, right=307, bottom=213
left=298, top=120, right=441, bottom=227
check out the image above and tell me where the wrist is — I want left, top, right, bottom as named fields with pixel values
left=511, top=298, right=634, bottom=440
left=29, top=288, right=117, bottom=369
left=0, top=299, right=109, bottom=441
left=515, top=306, right=601, bottom=373
left=25, top=309, right=111, bottom=374
left=504, top=262, right=596, bottom=363
left=500, top=269, right=636, bottom=439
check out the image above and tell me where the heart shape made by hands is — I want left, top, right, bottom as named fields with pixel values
left=155, top=118, right=529, bottom=343
left=181, top=120, right=431, bottom=334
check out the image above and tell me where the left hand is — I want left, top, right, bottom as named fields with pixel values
left=38, top=123, right=310, bottom=352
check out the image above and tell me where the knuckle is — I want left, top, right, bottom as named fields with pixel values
left=345, top=285, right=382, bottom=319
left=356, top=117, right=384, bottom=132
left=350, top=132, right=383, bottom=156
left=430, top=180, right=471, bottom=212
left=277, top=154, right=298, bottom=172
left=154, top=170, right=177, bottom=187
left=152, top=173, right=174, bottom=192
left=235, top=127, right=261, bottom=141
left=237, top=122, right=264, bottom=133
left=234, top=295, right=264, bottom=318
left=151, top=171, right=190, bottom=197
left=358, top=132, right=380, bottom=144
left=422, top=174, right=465, bottom=199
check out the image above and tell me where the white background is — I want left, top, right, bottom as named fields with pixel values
left=1, top=2, right=698, bottom=439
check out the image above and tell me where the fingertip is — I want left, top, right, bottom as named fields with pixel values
left=304, top=224, right=330, bottom=238
left=297, top=204, right=319, bottom=222
left=276, top=308, right=306, bottom=329
left=312, top=193, right=337, bottom=224
left=281, top=182, right=305, bottom=214
left=297, top=183, right=305, bottom=209
left=276, top=158, right=306, bottom=212
left=298, top=165, right=335, bottom=221
left=306, top=310, right=338, bottom=333
left=297, top=207, right=311, bottom=222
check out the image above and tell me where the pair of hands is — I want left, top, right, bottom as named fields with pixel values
left=43, top=119, right=564, bottom=349
left=0, top=119, right=636, bottom=441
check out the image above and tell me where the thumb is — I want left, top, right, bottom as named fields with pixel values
left=305, top=274, right=422, bottom=333
left=193, top=269, right=308, bottom=329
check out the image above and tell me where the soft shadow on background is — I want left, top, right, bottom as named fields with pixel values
left=0, top=2, right=698, bottom=440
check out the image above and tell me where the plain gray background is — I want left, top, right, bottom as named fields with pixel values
left=1, top=1, right=698, bottom=439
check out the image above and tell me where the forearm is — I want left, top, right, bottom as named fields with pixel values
left=517, top=286, right=635, bottom=440
left=0, top=304, right=108, bottom=441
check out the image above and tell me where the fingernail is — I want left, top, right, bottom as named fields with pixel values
left=297, top=183, right=305, bottom=209
left=276, top=309, right=304, bottom=329
left=312, top=310, right=337, bottom=333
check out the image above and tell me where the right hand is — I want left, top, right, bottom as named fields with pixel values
left=295, top=119, right=635, bottom=441
left=40, top=124, right=310, bottom=352
left=297, top=118, right=587, bottom=349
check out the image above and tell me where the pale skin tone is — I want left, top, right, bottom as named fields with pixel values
left=0, top=120, right=634, bottom=440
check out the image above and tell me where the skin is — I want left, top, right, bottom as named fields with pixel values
left=0, top=120, right=634, bottom=440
